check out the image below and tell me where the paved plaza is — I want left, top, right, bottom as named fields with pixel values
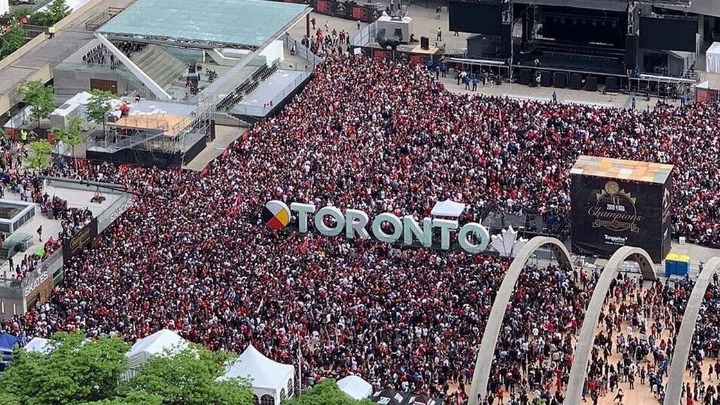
left=0, top=181, right=123, bottom=280
left=283, top=6, right=720, bottom=405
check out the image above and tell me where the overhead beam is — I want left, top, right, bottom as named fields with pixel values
left=94, top=33, right=172, bottom=101
left=565, top=246, right=657, bottom=404
left=97, top=34, right=258, bottom=51
left=467, top=236, right=572, bottom=405
left=664, top=257, right=720, bottom=405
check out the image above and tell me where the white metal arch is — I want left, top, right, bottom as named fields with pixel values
left=664, top=257, right=720, bottom=405
left=467, top=236, right=572, bottom=405
left=565, top=246, right=658, bottom=403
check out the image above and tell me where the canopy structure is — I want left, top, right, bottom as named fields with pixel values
left=0, top=332, right=18, bottom=352
left=372, top=389, right=407, bottom=405
left=707, top=42, right=720, bottom=74
left=431, top=200, right=466, bottom=218
left=0, top=332, right=18, bottom=371
left=402, top=394, right=442, bottom=405
left=222, top=344, right=294, bottom=405
left=97, top=0, right=311, bottom=49
left=338, top=375, right=373, bottom=400
left=24, top=337, right=51, bottom=354
left=125, top=329, right=188, bottom=376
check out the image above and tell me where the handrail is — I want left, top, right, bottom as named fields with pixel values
left=283, top=34, right=324, bottom=67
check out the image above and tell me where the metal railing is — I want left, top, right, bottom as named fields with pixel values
left=231, top=71, right=311, bottom=117
left=351, top=21, right=377, bottom=47
left=53, top=62, right=152, bottom=98
left=18, top=248, right=63, bottom=294
left=283, top=35, right=324, bottom=68
left=96, top=193, right=133, bottom=233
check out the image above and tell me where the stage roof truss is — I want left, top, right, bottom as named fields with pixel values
left=96, top=0, right=311, bottom=50
left=100, top=34, right=259, bottom=51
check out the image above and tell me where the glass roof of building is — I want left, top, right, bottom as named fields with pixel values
left=98, top=0, right=310, bottom=48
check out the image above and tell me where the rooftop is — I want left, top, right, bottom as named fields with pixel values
left=570, top=155, right=674, bottom=184
left=97, top=0, right=311, bottom=48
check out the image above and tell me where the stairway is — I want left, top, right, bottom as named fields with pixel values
left=212, top=112, right=251, bottom=128
left=131, top=45, right=187, bottom=90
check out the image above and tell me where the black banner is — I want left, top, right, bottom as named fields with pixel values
left=571, top=175, right=671, bottom=263
left=62, top=218, right=98, bottom=264
left=449, top=1, right=502, bottom=35
left=313, top=0, right=380, bottom=22
left=639, top=16, right=697, bottom=52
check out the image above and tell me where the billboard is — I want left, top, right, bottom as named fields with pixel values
left=448, top=1, right=503, bottom=36
left=62, top=218, right=98, bottom=264
left=639, top=16, right=697, bottom=52
left=571, top=175, right=671, bottom=263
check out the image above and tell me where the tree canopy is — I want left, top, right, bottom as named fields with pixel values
left=0, top=331, right=130, bottom=405
left=30, top=0, right=72, bottom=27
left=0, top=331, right=254, bottom=405
left=18, top=80, right=54, bottom=127
left=284, top=379, right=374, bottom=405
left=121, top=344, right=253, bottom=405
left=52, top=115, right=88, bottom=165
left=47, top=0, right=71, bottom=24
left=23, top=139, right=53, bottom=171
left=85, top=89, right=116, bottom=134
left=1, top=24, right=26, bottom=58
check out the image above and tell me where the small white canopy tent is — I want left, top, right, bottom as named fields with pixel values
left=707, top=42, right=720, bottom=74
left=23, top=337, right=51, bottom=354
left=337, top=375, right=373, bottom=400
left=221, top=344, right=294, bottom=405
left=125, top=329, right=188, bottom=379
left=431, top=200, right=466, bottom=218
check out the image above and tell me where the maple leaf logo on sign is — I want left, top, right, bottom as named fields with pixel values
left=490, top=226, right=528, bottom=258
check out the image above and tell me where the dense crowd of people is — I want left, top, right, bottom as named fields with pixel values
left=0, top=142, right=95, bottom=282
left=485, top=264, right=592, bottom=404
left=0, top=54, right=720, bottom=404
left=575, top=272, right=720, bottom=405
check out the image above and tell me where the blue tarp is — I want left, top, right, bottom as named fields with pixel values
left=0, top=333, right=18, bottom=352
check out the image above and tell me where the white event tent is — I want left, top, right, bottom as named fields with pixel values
left=221, top=344, right=294, bottom=405
left=124, top=329, right=188, bottom=379
left=337, top=375, right=373, bottom=400
left=23, top=337, right=51, bottom=354
left=707, top=42, right=720, bottom=74
left=431, top=199, right=466, bottom=218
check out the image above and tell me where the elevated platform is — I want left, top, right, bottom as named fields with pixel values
left=86, top=99, right=209, bottom=168
left=0, top=0, right=139, bottom=116
left=230, top=69, right=311, bottom=118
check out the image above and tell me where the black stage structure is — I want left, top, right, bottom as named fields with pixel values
left=448, top=0, right=699, bottom=96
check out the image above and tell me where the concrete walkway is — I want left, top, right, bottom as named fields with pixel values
left=183, top=126, right=247, bottom=172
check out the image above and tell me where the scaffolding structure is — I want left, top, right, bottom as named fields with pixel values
left=87, top=98, right=213, bottom=163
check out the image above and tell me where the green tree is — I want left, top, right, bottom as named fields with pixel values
left=29, top=11, right=55, bottom=27
left=1, top=24, right=27, bottom=58
left=52, top=115, right=87, bottom=169
left=23, top=139, right=53, bottom=171
left=285, top=379, right=374, bottom=405
left=86, top=89, right=116, bottom=135
left=0, top=331, right=130, bottom=405
left=11, top=7, right=33, bottom=21
left=47, top=0, right=71, bottom=25
left=18, top=80, right=54, bottom=128
left=121, top=345, right=253, bottom=405
left=78, top=391, right=164, bottom=405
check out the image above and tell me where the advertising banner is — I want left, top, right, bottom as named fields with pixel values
left=62, top=218, right=98, bottom=264
left=352, top=5, right=368, bottom=22
left=571, top=175, right=668, bottom=262
left=315, top=0, right=331, bottom=15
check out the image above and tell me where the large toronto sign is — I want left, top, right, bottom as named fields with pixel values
left=262, top=200, right=491, bottom=253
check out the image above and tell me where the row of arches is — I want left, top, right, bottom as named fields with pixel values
left=467, top=236, right=714, bottom=405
